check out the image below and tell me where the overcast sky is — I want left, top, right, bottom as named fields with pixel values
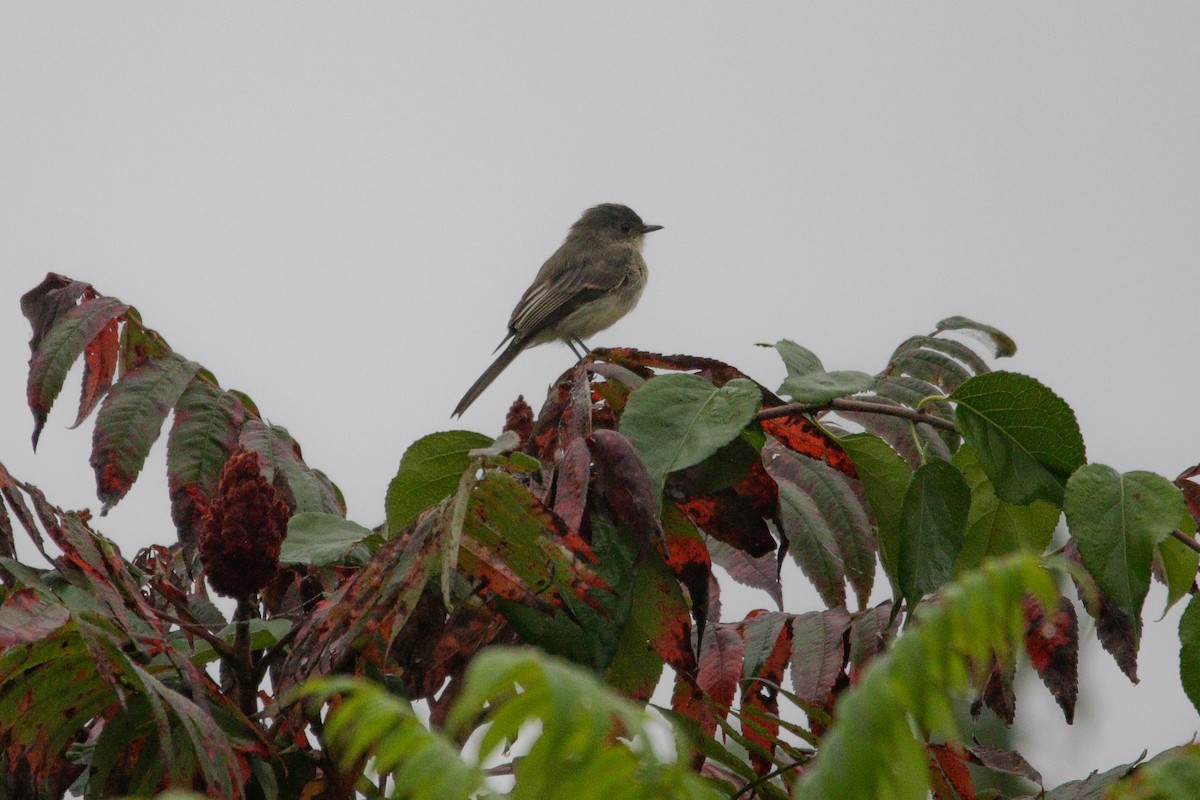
left=2, top=5, right=1198, bottom=786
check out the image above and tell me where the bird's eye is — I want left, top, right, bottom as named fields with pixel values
left=622, top=223, right=632, bottom=235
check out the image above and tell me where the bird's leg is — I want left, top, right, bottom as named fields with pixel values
left=568, top=337, right=591, bottom=360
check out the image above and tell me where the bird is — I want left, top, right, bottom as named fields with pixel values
left=452, top=203, right=662, bottom=417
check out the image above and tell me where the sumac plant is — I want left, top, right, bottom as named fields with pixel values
left=1, top=273, right=1198, bottom=799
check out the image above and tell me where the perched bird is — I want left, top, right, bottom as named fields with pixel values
left=453, top=203, right=662, bottom=416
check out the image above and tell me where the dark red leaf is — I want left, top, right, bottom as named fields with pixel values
left=1023, top=596, right=1079, bottom=723
left=20, top=273, right=91, bottom=355
left=589, top=428, right=662, bottom=541
left=676, top=490, right=775, bottom=557
left=1176, top=463, right=1200, bottom=526
left=975, top=659, right=1016, bottom=725
left=553, top=436, right=591, bottom=535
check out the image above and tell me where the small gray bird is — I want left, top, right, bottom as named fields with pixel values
left=453, top=203, right=662, bottom=417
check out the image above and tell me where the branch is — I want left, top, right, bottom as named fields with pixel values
left=756, top=396, right=958, bottom=432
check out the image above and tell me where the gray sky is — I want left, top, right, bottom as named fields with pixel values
left=2, top=4, right=1197, bottom=786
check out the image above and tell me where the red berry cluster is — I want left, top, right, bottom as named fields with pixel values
left=198, top=449, right=290, bottom=599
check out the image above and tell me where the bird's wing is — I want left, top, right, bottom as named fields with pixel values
left=508, top=244, right=631, bottom=339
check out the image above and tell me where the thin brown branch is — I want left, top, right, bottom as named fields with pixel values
left=756, top=396, right=958, bottom=432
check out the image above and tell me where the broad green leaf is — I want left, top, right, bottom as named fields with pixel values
left=839, top=432, right=912, bottom=602
left=779, top=370, right=875, bottom=405
left=953, top=444, right=1060, bottom=574
left=603, top=539, right=684, bottom=699
left=950, top=371, right=1085, bottom=506
left=772, top=339, right=823, bottom=376
left=1107, top=744, right=1200, bottom=800
left=899, top=458, right=970, bottom=608
left=935, top=316, right=1017, bottom=358
left=90, top=352, right=201, bottom=512
left=1064, top=465, right=1185, bottom=641
left=385, top=430, right=493, bottom=534
left=281, top=512, right=375, bottom=566
left=1181, top=595, right=1200, bottom=717
left=794, top=555, right=1056, bottom=800
left=619, top=374, right=761, bottom=484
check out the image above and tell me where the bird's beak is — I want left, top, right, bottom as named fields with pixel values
left=642, top=224, right=664, bottom=234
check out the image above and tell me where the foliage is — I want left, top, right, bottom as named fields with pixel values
left=1, top=273, right=1198, bottom=798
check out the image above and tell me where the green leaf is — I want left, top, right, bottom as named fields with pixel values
left=953, top=444, right=1060, bottom=574
left=90, top=352, right=202, bottom=512
left=794, top=555, right=1056, bottom=800
left=772, top=339, right=824, bottom=376
left=239, top=421, right=342, bottom=514
left=619, top=374, right=761, bottom=484
left=839, top=433, right=912, bottom=603
left=1181, top=595, right=1200, bottom=718
left=1064, top=465, right=1186, bottom=641
left=950, top=371, right=1085, bottom=506
left=779, top=370, right=875, bottom=405
left=1157, top=533, right=1199, bottom=618
left=385, top=431, right=494, bottom=535
left=899, top=458, right=970, bottom=608
left=280, top=512, right=375, bottom=566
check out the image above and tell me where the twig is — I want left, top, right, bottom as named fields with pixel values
left=756, top=397, right=958, bottom=432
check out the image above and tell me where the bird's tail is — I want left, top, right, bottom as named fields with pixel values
left=452, top=337, right=526, bottom=417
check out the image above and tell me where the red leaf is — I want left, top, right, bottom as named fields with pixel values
left=1023, top=596, right=1079, bottom=723
left=71, top=316, right=121, bottom=430
left=1175, top=463, right=1200, bottom=526
left=553, top=436, right=591, bottom=535
left=739, top=611, right=793, bottom=775
left=975, top=659, right=1016, bottom=725
left=929, top=742, right=976, bottom=800
left=676, top=490, right=776, bottom=557
left=662, top=505, right=712, bottom=642
left=761, top=414, right=856, bottom=478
